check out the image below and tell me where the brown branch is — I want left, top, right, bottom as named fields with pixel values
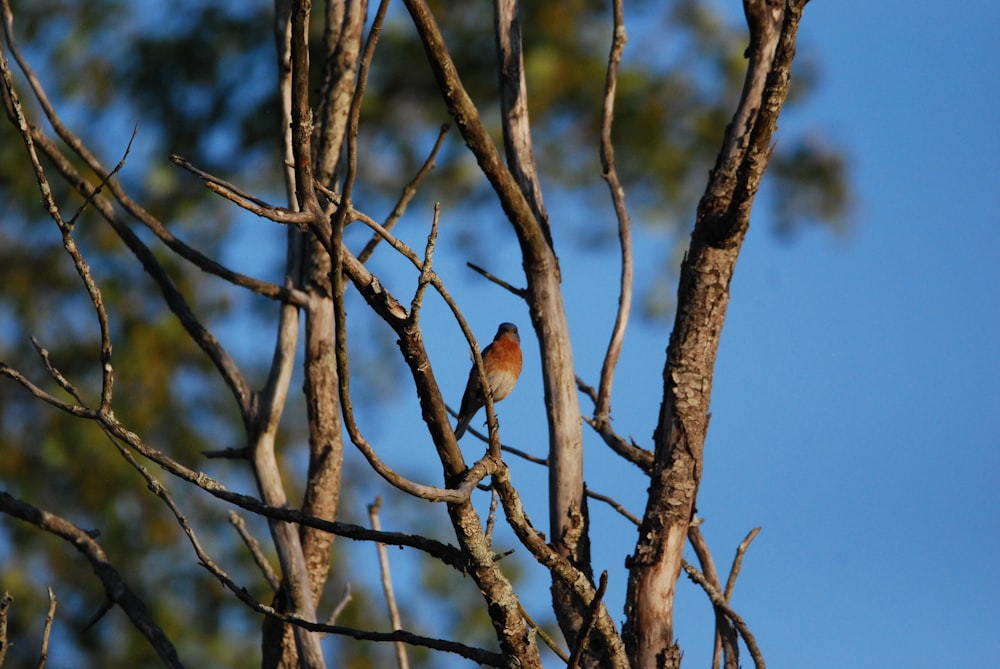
left=688, top=526, right=740, bottom=669
left=680, top=561, right=766, bottom=669
left=566, top=571, right=609, bottom=669
left=491, top=465, right=628, bottom=666
left=65, top=431, right=499, bottom=668
left=493, top=0, right=550, bottom=244
left=624, top=3, right=809, bottom=665
left=725, top=526, right=762, bottom=601
left=2, top=1, right=296, bottom=310
left=358, top=124, right=450, bottom=264
left=517, top=602, right=569, bottom=663
left=408, top=204, right=439, bottom=323
left=465, top=262, right=527, bottom=298
left=368, top=498, right=410, bottom=669
left=0, top=367, right=467, bottom=565
left=230, top=511, right=281, bottom=592
left=23, top=127, right=254, bottom=422
left=325, top=583, right=352, bottom=626
left=0, top=592, right=11, bottom=666
left=0, top=492, right=185, bottom=669
left=0, top=45, right=114, bottom=413
left=578, top=376, right=653, bottom=472
left=594, top=0, right=634, bottom=423
left=36, top=587, right=56, bottom=669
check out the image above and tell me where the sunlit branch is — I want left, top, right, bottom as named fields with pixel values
left=595, top=0, right=634, bottom=423
left=36, top=587, right=57, bottom=669
left=688, top=526, right=740, bottom=669
left=681, top=560, right=765, bottom=669
left=368, top=497, right=410, bottom=669
left=358, top=124, right=450, bottom=264
left=577, top=376, right=653, bottom=472
left=25, top=128, right=254, bottom=418
left=0, top=45, right=115, bottom=413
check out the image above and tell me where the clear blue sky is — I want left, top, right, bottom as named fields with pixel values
left=361, top=1, right=999, bottom=667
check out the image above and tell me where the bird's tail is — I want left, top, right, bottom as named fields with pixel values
left=453, top=415, right=472, bottom=440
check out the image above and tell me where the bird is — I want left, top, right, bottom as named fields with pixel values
left=454, top=322, right=522, bottom=439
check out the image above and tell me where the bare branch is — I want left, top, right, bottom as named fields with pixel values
left=625, top=3, right=809, bottom=663
left=688, top=526, right=740, bottom=669
left=594, top=0, right=634, bottom=423
left=491, top=465, right=628, bottom=666
left=578, top=376, right=653, bottom=472
left=517, top=603, right=569, bottom=663
left=0, top=45, right=114, bottom=413
left=0, top=492, right=185, bottom=669
left=0, top=592, right=11, bottom=666
left=465, top=262, right=527, bottom=298
left=681, top=560, right=766, bottom=669
left=493, top=0, right=550, bottom=243
left=25, top=128, right=255, bottom=421
left=358, top=124, right=450, bottom=264
left=725, top=526, right=762, bottom=601
left=408, top=204, right=440, bottom=322
left=325, top=583, right=352, bottom=626
left=566, top=571, right=609, bottom=669
left=2, top=2, right=295, bottom=310
left=368, top=498, right=410, bottom=669
left=230, top=511, right=281, bottom=592
left=35, top=588, right=56, bottom=669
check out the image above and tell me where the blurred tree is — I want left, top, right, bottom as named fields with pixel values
left=0, top=0, right=846, bottom=668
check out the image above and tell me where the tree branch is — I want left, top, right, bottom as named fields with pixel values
left=368, top=498, right=410, bottom=669
left=594, top=0, right=634, bottom=424
left=624, top=4, right=809, bottom=666
left=0, top=492, right=185, bottom=669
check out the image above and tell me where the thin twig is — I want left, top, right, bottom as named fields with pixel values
left=325, top=583, right=352, bottom=626
left=465, top=262, right=527, bottom=298
left=0, top=592, right=12, bottom=666
left=408, top=204, right=440, bottom=323
left=35, top=587, right=56, bottom=669
left=566, top=571, right=609, bottom=669
left=358, top=123, right=450, bottom=263
left=725, top=526, right=762, bottom=601
left=2, top=0, right=298, bottom=309
left=586, top=487, right=641, bottom=526
left=688, top=526, right=740, bottom=669
left=368, top=498, right=409, bottom=669
left=681, top=561, right=766, bottom=669
left=30, top=338, right=84, bottom=405
left=0, top=492, right=185, bottom=668
left=0, top=44, right=115, bottom=412
left=517, top=603, right=569, bottom=663
left=594, top=0, right=634, bottom=423
left=484, top=486, right=499, bottom=545
left=578, top=375, right=653, bottom=473
left=715, top=526, right=762, bottom=669
left=229, top=511, right=281, bottom=592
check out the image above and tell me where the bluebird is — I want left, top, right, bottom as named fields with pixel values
left=454, top=322, right=522, bottom=439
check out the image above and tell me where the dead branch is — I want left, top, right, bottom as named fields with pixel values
left=35, top=588, right=56, bottom=669
left=358, top=124, right=450, bottom=264
left=594, top=0, right=634, bottom=425
left=230, top=511, right=281, bottom=592
left=0, top=492, right=185, bottom=669
left=368, top=498, right=409, bottom=669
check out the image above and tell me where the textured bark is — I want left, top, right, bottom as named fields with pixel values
left=623, top=2, right=808, bottom=667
